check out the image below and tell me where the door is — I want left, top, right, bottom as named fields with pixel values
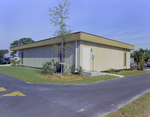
left=83, top=47, right=90, bottom=70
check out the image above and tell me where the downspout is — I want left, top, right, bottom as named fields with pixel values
left=75, top=41, right=77, bottom=70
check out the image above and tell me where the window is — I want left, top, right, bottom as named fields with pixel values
left=21, top=51, right=24, bottom=64
left=124, top=52, right=126, bottom=66
left=4, top=58, right=10, bottom=60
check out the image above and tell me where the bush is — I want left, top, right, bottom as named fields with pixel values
left=109, top=68, right=116, bottom=73
left=11, top=60, right=17, bottom=66
left=42, top=62, right=50, bottom=74
left=63, top=64, right=72, bottom=75
left=76, top=65, right=84, bottom=75
left=49, top=69, right=55, bottom=75
left=54, top=62, right=60, bottom=72
left=124, top=68, right=131, bottom=71
left=11, top=60, right=21, bottom=67
left=16, top=60, right=21, bottom=66
left=41, top=59, right=60, bottom=75
left=130, top=63, right=136, bottom=70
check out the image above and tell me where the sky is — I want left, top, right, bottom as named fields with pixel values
left=0, top=0, right=150, bottom=56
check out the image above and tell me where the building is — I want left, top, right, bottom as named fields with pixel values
left=10, top=32, right=135, bottom=71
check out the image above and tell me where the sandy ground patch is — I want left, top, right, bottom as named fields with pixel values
left=37, top=73, right=91, bottom=81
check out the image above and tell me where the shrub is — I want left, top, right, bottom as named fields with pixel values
left=124, top=68, right=131, bottom=71
left=11, top=60, right=17, bottom=66
left=76, top=65, right=84, bottom=75
left=16, top=60, right=21, bottom=66
left=109, top=68, right=116, bottom=73
left=42, top=62, right=50, bottom=74
left=41, top=59, right=60, bottom=75
left=115, top=69, right=120, bottom=72
left=63, top=64, right=72, bottom=75
left=53, top=62, right=60, bottom=72
left=49, top=69, right=55, bottom=75
left=11, top=60, right=21, bottom=67
left=130, top=63, right=136, bottom=70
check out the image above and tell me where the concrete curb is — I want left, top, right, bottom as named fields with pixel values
left=101, top=73, right=124, bottom=78
left=0, top=64, right=11, bottom=66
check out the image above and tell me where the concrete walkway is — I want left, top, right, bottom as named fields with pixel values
left=101, top=73, right=124, bottom=78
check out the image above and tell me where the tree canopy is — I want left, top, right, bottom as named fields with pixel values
left=0, top=49, right=9, bottom=58
left=10, top=38, right=35, bottom=48
left=131, top=48, right=150, bottom=70
left=10, top=38, right=35, bottom=57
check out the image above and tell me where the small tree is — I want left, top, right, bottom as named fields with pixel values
left=49, top=0, right=71, bottom=79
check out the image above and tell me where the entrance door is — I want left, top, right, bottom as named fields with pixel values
left=83, top=47, right=90, bottom=70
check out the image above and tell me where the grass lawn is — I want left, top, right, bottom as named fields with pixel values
left=107, top=92, right=150, bottom=117
left=109, top=70, right=150, bottom=77
left=0, top=66, right=118, bottom=84
left=0, top=66, right=150, bottom=84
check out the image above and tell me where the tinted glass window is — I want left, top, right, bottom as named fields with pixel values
left=4, top=58, right=10, bottom=60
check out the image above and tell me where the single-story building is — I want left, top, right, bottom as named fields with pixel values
left=10, top=31, right=135, bottom=71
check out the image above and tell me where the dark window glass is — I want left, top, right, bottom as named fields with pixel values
left=4, top=58, right=10, bottom=60
left=124, top=52, right=126, bottom=66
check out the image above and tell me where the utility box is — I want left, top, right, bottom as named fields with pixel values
left=92, top=54, right=95, bottom=59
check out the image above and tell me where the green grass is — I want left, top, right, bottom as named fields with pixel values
left=0, top=66, right=118, bottom=84
left=0, top=66, right=47, bottom=83
left=118, top=70, right=150, bottom=77
left=107, top=92, right=150, bottom=117
left=0, top=67, right=150, bottom=84
left=66, top=75, right=118, bottom=84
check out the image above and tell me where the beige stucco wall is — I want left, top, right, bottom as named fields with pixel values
left=80, top=41, right=130, bottom=71
left=64, top=42, right=75, bottom=67
left=18, top=40, right=131, bottom=71
left=18, top=42, right=77, bottom=68
left=19, top=45, right=58, bottom=68
left=126, top=49, right=130, bottom=69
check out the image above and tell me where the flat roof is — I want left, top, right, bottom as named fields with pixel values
left=10, top=31, right=135, bottom=50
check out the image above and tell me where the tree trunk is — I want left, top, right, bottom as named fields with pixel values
left=61, top=37, right=63, bottom=79
left=136, top=57, right=139, bottom=70
left=142, top=56, right=145, bottom=70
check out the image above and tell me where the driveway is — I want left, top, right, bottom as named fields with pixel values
left=0, top=73, right=150, bottom=117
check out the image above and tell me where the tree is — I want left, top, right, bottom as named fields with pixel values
left=49, top=0, right=71, bottom=79
left=139, top=48, right=145, bottom=70
left=0, top=49, right=9, bottom=58
left=10, top=51, right=17, bottom=57
left=18, top=38, right=35, bottom=46
left=131, top=48, right=150, bottom=70
left=10, top=38, right=34, bottom=47
left=10, top=38, right=35, bottom=57
left=131, top=50, right=140, bottom=70
left=144, top=49, right=150, bottom=62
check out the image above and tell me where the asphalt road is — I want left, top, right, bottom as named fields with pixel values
left=0, top=73, right=150, bottom=117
